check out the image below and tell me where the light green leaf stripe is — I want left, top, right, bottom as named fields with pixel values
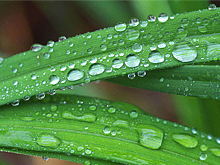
left=107, top=65, right=220, bottom=100
left=0, top=94, right=220, bottom=164
left=1, top=7, right=220, bottom=105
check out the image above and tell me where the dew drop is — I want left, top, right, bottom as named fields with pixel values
left=125, top=29, right=140, bottom=40
left=115, top=23, right=126, bottom=32
left=112, top=58, right=123, bottom=69
left=89, top=105, right=97, bottom=111
left=177, top=27, right=188, bottom=38
left=13, top=80, right=18, bottom=86
left=20, top=116, right=35, bottom=121
left=12, top=68, right=17, bottom=73
left=181, top=18, right=189, bottom=26
left=48, top=89, right=56, bottom=95
left=42, top=156, right=49, bottom=161
left=108, top=107, right=116, bottom=113
left=103, top=126, right=111, bottom=134
left=31, top=44, right=42, bottom=52
left=137, top=71, right=146, bottom=77
left=67, top=69, right=84, bottom=81
left=171, top=134, right=198, bottom=148
left=84, top=160, right=91, bottom=165
left=208, top=4, right=217, bottom=10
left=50, top=105, right=58, bottom=111
left=209, top=148, right=220, bottom=157
left=129, top=18, right=139, bottom=27
left=47, top=41, right=54, bottom=47
left=129, top=110, right=138, bottom=118
left=172, top=42, right=197, bottom=62
left=148, top=51, right=164, bottom=63
left=37, top=134, right=61, bottom=148
left=58, top=36, right=66, bottom=42
left=49, top=75, right=60, bottom=85
left=148, top=15, right=156, bottom=22
left=23, top=96, right=30, bottom=101
left=200, top=144, right=208, bottom=151
left=199, top=153, right=207, bottom=161
left=125, top=54, right=140, bottom=67
left=62, top=111, right=96, bottom=122
left=36, top=93, right=45, bottom=100
left=132, top=43, right=142, bottom=52
left=192, top=127, right=198, bottom=134
left=43, top=53, right=50, bottom=59
left=100, top=44, right=107, bottom=51
left=198, top=25, right=207, bottom=33
left=12, top=100, right=19, bottom=106
left=0, top=57, right=4, bottom=64
left=136, top=124, right=163, bottom=149
left=140, top=20, right=148, bottom=27
left=89, top=63, right=105, bottom=76
left=128, top=73, right=136, bottom=79
left=159, top=77, right=164, bottom=82
left=158, top=13, right=168, bottom=22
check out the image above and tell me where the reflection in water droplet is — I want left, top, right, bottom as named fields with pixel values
left=67, top=69, right=84, bottom=81
left=115, top=23, right=126, bottom=32
left=136, top=124, right=163, bottom=149
left=58, top=36, right=66, bottom=42
left=37, top=134, right=61, bottom=148
left=148, top=51, right=164, bottom=63
left=49, top=75, right=60, bottom=85
left=172, top=42, right=197, bottom=62
left=129, top=18, right=139, bottom=27
left=148, top=15, right=156, bottom=22
left=112, top=58, right=123, bottom=69
left=42, top=156, right=49, bottom=161
left=125, top=29, right=140, bottom=40
left=207, top=43, right=220, bottom=57
left=158, top=13, right=168, bottom=22
left=125, top=54, right=140, bottom=67
left=172, top=134, right=198, bottom=148
left=89, top=63, right=105, bottom=76
left=89, top=105, right=97, bottom=111
left=209, top=148, right=220, bottom=157
left=208, top=4, right=217, bottom=10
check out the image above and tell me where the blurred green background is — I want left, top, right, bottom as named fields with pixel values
left=0, top=1, right=219, bottom=165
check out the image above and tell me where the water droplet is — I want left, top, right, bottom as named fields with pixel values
left=140, top=20, right=148, bottom=27
left=129, top=110, right=138, bottom=118
left=128, top=73, right=136, bottom=79
left=47, top=41, right=54, bottom=47
left=177, top=27, right=188, bottom=38
left=84, top=160, right=91, bottom=165
left=67, top=69, right=84, bottom=81
left=207, top=43, right=220, bottom=57
left=48, top=89, right=56, bottom=95
left=148, top=51, right=164, bottom=63
left=132, top=43, right=142, bottom=52
left=136, top=124, right=163, bottom=149
left=159, top=77, right=164, bottom=82
left=58, top=36, right=66, bottom=42
left=158, top=43, right=166, bottom=48
left=13, top=80, right=18, bottom=86
left=12, top=68, right=17, bottom=73
left=37, top=134, right=61, bottom=148
left=100, top=44, right=107, bottom=51
left=199, top=153, right=207, bottom=160
left=23, top=96, right=30, bottom=101
left=49, top=75, right=60, bottom=85
left=129, top=18, right=139, bottom=27
left=43, top=53, right=50, bottom=59
left=112, top=58, right=123, bottom=69
left=172, top=42, right=197, bottom=62
left=172, top=134, right=198, bottom=148
left=103, top=126, right=111, bottom=134
left=0, top=57, right=4, bottom=64
left=200, top=144, right=208, bottom=151
left=210, top=148, right=220, bottom=157
left=108, top=107, right=116, bottom=113
left=158, top=13, right=168, bottom=22
left=208, top=4, right=217, bottom=10
left=89, top=63, right=105, bottom=76
left=42, top=156, right=49, bottom=161
left=20, top=116, right=35, bottom=121
left=125, top=29, right=140, bottom=40
left=89, top=105, right=97, bottom=111
left=192, top=127, right=198, bottom=134
left=62, top=111, right=96, bottom=122
left=115, top=23, right=126, bottom=32
left=36, top=93, right=45, bottom=100
left=31, top=44, right=42, bottom=52
left=50, top=105, right=57, bottom=111
left=137, top=71, right=146, bottom=77
left=181, top=18, right=189, bottom=26
left=12, top=100, right=19, bottom=106
left=125, top=54, right=140, bottom=67
left=148, top=15, right=156, bottom=22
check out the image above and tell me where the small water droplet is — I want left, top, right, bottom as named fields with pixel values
left=125, top=29, right=140, bottom=40
left=84, top=160, right=91, bottom=165
left=31, top=44, right=42, bottom=52
left=37, top=134, right=61, bottom=148
left=159, top=77, right=164, bottom=82
left=67, top=69, right=84, bottom=81
left=129, top=18, right=139, bottom=27
left=132, top=43, right=142, bottom=52
left=137, top=71, right=146, bottom=77
left=158, top=13, right=168, bottom=22
left=89, top=63, right=105, bottom=76
left=112, top=58, right=123, bottom=69
left=23, top=96, right=30, bottom=101
left=128, top=73, right=136, bottom=79
left=36, top=93, right=45, bottom=100
left=208, top=4, right=217, bottom=10
left=200, top=144, right=208, bottom=151
left=108, top=107, right=116, bottom=113
left=12, top=68, right=17, bottom=73
left=181, top=18, right=189, bottom=26
left=47, top=41, right=54, bottom=47
left=192, top=127, right=198, bottom=134
left=129, top=110, right=138, bottom=118
left=48, top=89, right=56, bottom=95
left=103, top=126, right=111, bottom=134
left=89, top=105, right=97, bottom=111
left=140, top=20, right=148, bottom=27
left=199, top=153, right=207, bottom=160
left=148, top=51, right=164, bottom=63
left=58, top=36, right=66, bottom=42
left=172, top=42, right=197, bottom=62
left=49, top=75, right=60, bottom=85
left=51, top=105, right=58, bottom=111
left=125, top=54, right=140, bottom=67
left=100, top=44, right=107, bottom=51
left=148, top=15, right=156, bottom=22
left=12, top=100, right=20, bottom=106
left=115, top=23, right=126, bottom=32
left=172, top=134, right=198, bottom=148
left=13, top=80, right=18, bottom=86
left=136, top=124, right=163, bottom=149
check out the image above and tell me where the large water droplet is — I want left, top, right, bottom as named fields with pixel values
left=115, top=23, right=126, bottom=32
left=112, top=58, right=123, bottom=69
left=125, top=54, right=140, bottom=67
left=136, top=124, right=163, bottom=149
left=172, top=42, right=197, bottom=62
left=199, top=153, right=207, bottom=161
left=67, top=69, right=84, bottom=81
left=209, top=148, right=220, bottom=157
left=103, top=126, right=111, bottom=134
left=171, top=134, right=198, bottom=148
left=89, top=63, right=105, bottom=76
left=208, top=4, right=217, bottom=10
left=49, top=75, right=60, bottom=85
left=31, top=44, right=42, bottom=52
left=62, top=111, right=96, bottom=122
left=125, top=29, right=140, bottom=40
left=129, top=18, right=139, bottom=27
left=158, top=13, right=168, bottom=22
left=148, top=15, right=156, bottom=22
left=132, top=43, right=142, bottom=52
left=37, top=134, right=61, bottom=148
left=148, top=51, right=164, bottom=63
left=129, top=110, right=138, bottom=118
left=58, top=36, right=66, bottom=42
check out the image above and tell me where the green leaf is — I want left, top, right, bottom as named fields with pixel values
left=0, top=94, right=220, bottom=164
left=1, top=7, right=220, bottom=106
